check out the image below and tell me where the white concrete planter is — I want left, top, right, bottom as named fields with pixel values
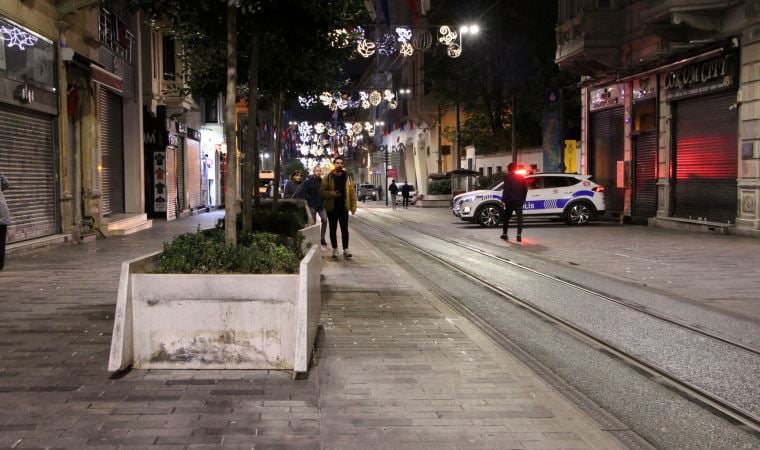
left=108, top=224, right=322, bottom=375
left=416, top=194, right=452, bottom=208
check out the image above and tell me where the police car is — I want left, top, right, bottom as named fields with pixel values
left=452, top=173, right=606, bottom=227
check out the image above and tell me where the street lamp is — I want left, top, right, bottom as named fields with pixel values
left=454, top=24, right=479, bottom=183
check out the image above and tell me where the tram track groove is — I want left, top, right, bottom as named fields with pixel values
left=355, top=209, right=760, bottom=436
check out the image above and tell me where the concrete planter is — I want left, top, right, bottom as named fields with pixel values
left=108, top=224, right=322, bottom=375
left=416, top=194, right=452, bottom=208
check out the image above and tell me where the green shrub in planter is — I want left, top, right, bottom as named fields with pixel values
left=155, top=228, right=305, bottom=274
left=428, top=179, right=451, bottom=195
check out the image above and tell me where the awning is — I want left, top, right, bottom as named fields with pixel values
left=91, top=63, right=124, bottom=94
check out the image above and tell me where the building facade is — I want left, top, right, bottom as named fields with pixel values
left=556, top=0, right=760, bottom=234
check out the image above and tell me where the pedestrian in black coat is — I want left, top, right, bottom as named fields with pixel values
left=401, top=183, right=411, bottom=209
left=501, top=163, right=528, bottom=242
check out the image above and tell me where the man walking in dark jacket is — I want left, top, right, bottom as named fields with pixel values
left=501, top=163, right=528, bottom=242
left=294, top=166, right=328, bottom=245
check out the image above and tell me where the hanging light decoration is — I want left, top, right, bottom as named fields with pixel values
left=298, top=95, right=316, bottom=109
left=447, top=43, right=462, bottom=58
left=438, top=26, right=458, bottom=45
left=412, top=30, right=433, bottom=50
left=388, top=99, right=398, bottom=109
left=0, top=24, right=39, bottom=50
left=314, top=122, right=325, bottom=134
left=377, top=33, right=397, bottom=55
left=395, top=27, right=412, bottom=43
left=352, top=123, right=364, bottom=135
left=363, top=122, right=372, bottom=131
left=319, top=92, right=333, bottom=106
left=400, top=42, right=414, bottom=57
left=336, top=98, right=349, bottom=110
left=357, top=39, right=376, bottom=58
left=383, top=89, right=395, bottom=102
left=369, top=90, right=382, bottom=106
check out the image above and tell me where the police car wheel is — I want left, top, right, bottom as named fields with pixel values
left=477, top=205, right=502, bottom=228
left=565, top=202, right=593, bottom=225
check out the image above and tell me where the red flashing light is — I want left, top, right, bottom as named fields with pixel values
left=592, top=186, right=605, bottom=193
left=515, top=169, right=528, bottom=176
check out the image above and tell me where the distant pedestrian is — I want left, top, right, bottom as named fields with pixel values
left=282, top=170, right=303, bottom=199
left=377, top=184, right=383, bottom=201
left=501, top=163, right=528, bottom=242
left=401, top=183, right=411, bottom=209
left=320, top=156, right=357, bottom=258
left=0, top=172, right=10, bottom=271
left=294, top=166, right=328, bottom=246
left=388, top=180, right=399, bottom=210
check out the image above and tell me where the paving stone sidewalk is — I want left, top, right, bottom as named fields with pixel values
left=0, top=211, right=624, bottom=449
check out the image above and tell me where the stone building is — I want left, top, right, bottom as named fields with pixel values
left=556, top=0, right=760, bottom=235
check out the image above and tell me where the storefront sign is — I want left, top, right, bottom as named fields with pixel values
left=188, top=127, right=201, bottom=141
left=664, top=53, right=736, bottom=100
left=590, top=84, right=624, bottom=111
left=633, top=76, right=656, bottom=102
left=153, top=151, right=167, bottom=212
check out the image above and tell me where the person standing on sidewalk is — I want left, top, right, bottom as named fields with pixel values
left=401, top=183, right=411, bottom=209
left=388, top=180, right=399, bottom=210
left=320, top=156, right=357, bottom=258
left=0, top=172, right=10, bottom=271
left=500, top=163, right=528, bottom=242
left=294, top=165, right=328, bottom=246
left=282, top=170, right=303, bottom=199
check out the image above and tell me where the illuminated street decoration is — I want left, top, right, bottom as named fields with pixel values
left=395, top=27, right=412, bottom=43
left=357, top=39, right=376, bottom=57
left=383, top=89, right=395, bottom=102
left=0, top=24, right=39, bottom=50
left=369, top=90, right=382, bottom=106
left=447, top=43, right=462, bottom=58
left=298, top=95, right=316, bottom=108
left=388, top=99, right=398, bottom=109
left=438, top=26, right=458, bottom=45
left=352, top=123, right=364, bottom=134
left=319, top=91, right=333, bottom=106
left=400, top=42, right=414, bottom=57
left=314, top=123, right=325, bottom=134
left=377, top=33, right=396, bottom=55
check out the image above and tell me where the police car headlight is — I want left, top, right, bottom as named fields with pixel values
left=462, top=206, right=471, bottom=214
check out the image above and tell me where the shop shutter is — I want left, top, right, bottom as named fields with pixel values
left=185, top=138, right=202, bottom=208
left=98, top=88, right=124, bottom=216
left=0, top=105, right=57, bottom=243
left=176, top=138, right=186, bottom=212
left=632, top=131, right=658, bottom=220
left=166, top=146, right=177, bottom=220
left=589, top=107, right=625, bottom=213
left=673, top=92, right=737, bottom=223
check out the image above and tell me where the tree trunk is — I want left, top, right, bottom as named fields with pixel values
left=223, top=4, right=237, bottom=247
left=271, top=91, right=284, bottom=213
left=242, top=32, right=260, bottom=233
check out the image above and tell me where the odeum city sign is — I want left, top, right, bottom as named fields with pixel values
left=664, top=53, right=736, bottom=100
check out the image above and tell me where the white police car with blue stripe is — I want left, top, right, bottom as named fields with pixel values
left=452, top=174, right=606, bottom=227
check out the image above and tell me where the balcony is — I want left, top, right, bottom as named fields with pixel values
left=640, top=0, right=738, bottom=42
left=555, top=10, right=623, bottom=76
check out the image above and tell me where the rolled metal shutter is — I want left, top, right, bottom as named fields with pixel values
left=176, top=138, right=186, bottom=212
left=185, top=138, right=202, bottom=209
left=98, top=88, right=124, bottom=216
left=632, top=131, right=658, bottom=220
left=673, top=92, right=737, bottom=223
left=0, top=105, right=57, bottom=243
left=589, top=107, right=625, bottom=213
left=166, top=146, right=178, bottom=220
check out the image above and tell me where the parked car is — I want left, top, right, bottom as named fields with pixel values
left=451, top=173, right=606, bottom=226
left=392, top=183, right=417, bottom=205
left=358, top=183, right=378, bottom=201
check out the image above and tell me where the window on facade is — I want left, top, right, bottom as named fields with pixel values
left=0, top=18, right=55, bottom=88
left=496, top=165, right=502, bottom=173
left=479, top=167, right=484, bottom=176
left=163, top=36, right=176, bottom=81
left=204, top=97, right=218, bottom=123
left=487, top=167, right=493, bottom=176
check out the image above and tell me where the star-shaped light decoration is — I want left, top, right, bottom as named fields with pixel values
left=0, top=25, right=39, bottom=50
left=357, top=39, right=376, bottom=58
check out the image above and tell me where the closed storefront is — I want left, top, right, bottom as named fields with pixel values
left=0, top=16, right=59, bottom=243
left=98, top=88, right=125, bottom=216
left=144, top=106, right=179, bottom=220
left=672, top=92, right=738, bottom=223
left=176, top=137, right=186, bottom=212
left=666, top=52, right=739, bottom=224
left=589, top=84, right=625, bottom=214
left=0, top=106, right=57, bottom=243
left=631, top=76, right=658, bottom=222
left=185, top=130, right=202, bottom=209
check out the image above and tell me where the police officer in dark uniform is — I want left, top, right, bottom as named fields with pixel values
left=501, top=163, right=528, bottom=242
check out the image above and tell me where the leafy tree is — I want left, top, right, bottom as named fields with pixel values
left=131, top=0, right=365, bottom=238
left=426, top=0, right=578, bottom=156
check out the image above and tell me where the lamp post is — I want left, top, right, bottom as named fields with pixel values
left=454, top=24, right=479, bottom=190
